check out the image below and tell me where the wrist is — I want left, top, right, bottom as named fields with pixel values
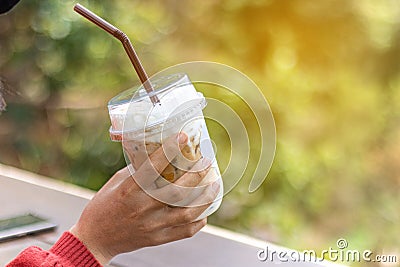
left=49, top=231, right=103, bottom=267
left=69, top=224, right=113, bottom=265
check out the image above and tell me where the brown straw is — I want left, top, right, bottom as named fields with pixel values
left=73, top=4, right=160, bottom=104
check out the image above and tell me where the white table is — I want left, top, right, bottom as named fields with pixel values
left=0, top=164, right=344, bottom=267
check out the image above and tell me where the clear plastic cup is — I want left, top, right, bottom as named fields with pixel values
left=108, top=73, right=223, bottom=220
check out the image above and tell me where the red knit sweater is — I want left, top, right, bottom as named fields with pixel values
left=6, top=232, right=102, bottom=267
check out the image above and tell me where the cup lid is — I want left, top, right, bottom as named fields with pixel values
left=108, top=73, right=206, bottom=141
left=108, top=73, right=188, bottom=107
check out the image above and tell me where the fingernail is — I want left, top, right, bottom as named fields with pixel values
left=212, top=181, right=220, bottom=193
left=178, top=133, right=187, bottom=144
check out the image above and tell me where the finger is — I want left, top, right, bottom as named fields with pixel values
left=162, top=180, right=220, bottom=225
left=134, top=133, right=188, bottom=187
left=174, top=157, right=212, bottom=188
left=148, top=159, right=213, bottom=206
left=152, top=218, right=207, bottom=245
left=187, top=178, right=221, bottom=208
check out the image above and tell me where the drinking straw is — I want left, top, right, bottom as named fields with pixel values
left=74, top=3, right=160, bottom=104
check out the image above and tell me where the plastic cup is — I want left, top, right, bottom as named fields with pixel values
left=108, top=73, right=223, bottom=220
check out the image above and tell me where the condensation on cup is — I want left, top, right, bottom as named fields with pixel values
left=107, top=73, right=223, bottom=220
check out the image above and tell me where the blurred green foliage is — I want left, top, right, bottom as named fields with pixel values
left=0, top=1, right=399, bottom=265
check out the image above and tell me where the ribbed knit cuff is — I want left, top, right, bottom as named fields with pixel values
left=50, top=231, right=102, bottom=267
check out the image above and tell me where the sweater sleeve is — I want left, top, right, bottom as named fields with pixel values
left=6, top=232, right=102, bottom=267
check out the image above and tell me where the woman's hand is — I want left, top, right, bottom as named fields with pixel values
left=70, top=133, right=220, bottom=264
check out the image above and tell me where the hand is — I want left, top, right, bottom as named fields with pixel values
left=70, top=133, right=220, bottom=264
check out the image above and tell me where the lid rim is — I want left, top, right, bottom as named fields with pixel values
left=109, top=97, right=207, bottom=141
left=108, top=73, right=188, bottom=107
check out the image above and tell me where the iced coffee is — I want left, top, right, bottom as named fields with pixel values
left=108, top=73, right=222, bottom=217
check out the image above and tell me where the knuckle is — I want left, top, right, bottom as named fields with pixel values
left=197, top=168, right=209, bottom=178
left=149, top=234, right=162, bottom=245
left=203, top=188, right=217, bottom=205
left=192, top=171, right=204, bottom=183
left=185, top=226, right=199, bottom=238
left=181, top=209, right=194, bottom=223
left=199, top=192, right=216, bottom=206
left=211, top=186, right=219, bottom=198
left=169, top=187, right=184, bottom=202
